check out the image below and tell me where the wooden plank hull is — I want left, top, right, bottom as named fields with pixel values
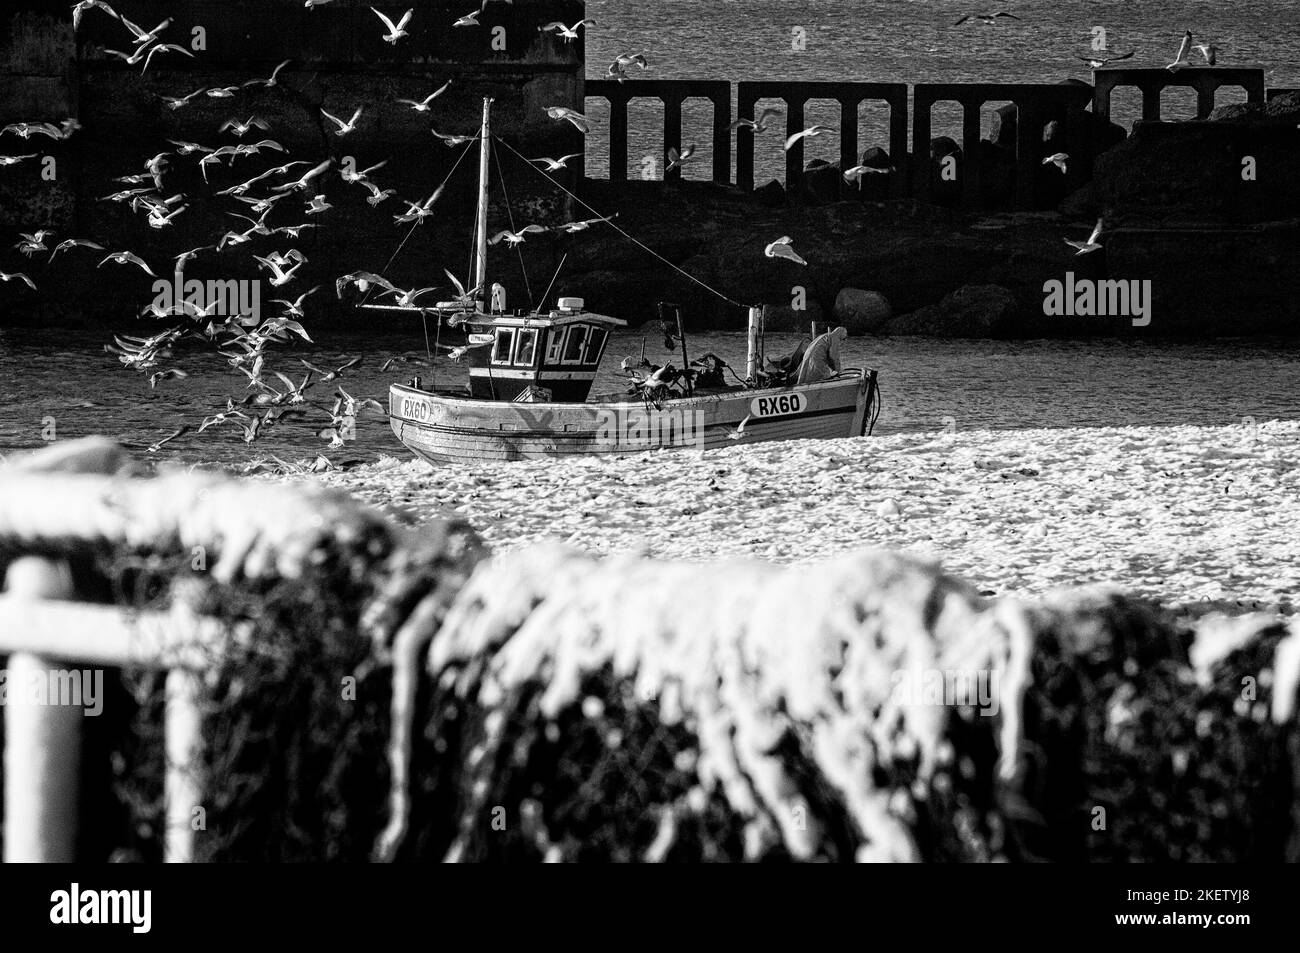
left=389, top=371, right=877, bottom=465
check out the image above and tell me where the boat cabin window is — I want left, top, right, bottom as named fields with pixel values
left=492, top=328, right=515, bottom=365
left=544, top=329, right=564, bottom=364
left=561, top=325, right=589, bottom=364
left=583, top=327, right=607, bottom=364
left=515, top=328, right=538, bottom=365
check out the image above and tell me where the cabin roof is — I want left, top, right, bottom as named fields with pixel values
left=357, top=304, right=627, bottom=328
left=471, top=310, right=627, bottom=329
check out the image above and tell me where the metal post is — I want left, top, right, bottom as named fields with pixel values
left=164, top=668, right=203, bottom=863
left=3, top=556, right=81, bottom=862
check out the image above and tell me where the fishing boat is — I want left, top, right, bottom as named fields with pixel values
left=373, top=98, right=880, bottom=465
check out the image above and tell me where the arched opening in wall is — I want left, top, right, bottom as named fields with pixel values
left=980, top=100, right=1015, bottom=146
left=852, top=99, right=896, bottom=198
left=927, top=100, right=964, bottom=206
left=1159, top=85, right=1198, bottom=121
left=1214, top=85, right=1249, bottom=113
left=855, top=99, right=893, bottom=164
left=928, top=99, right=963, bottom=152
left=1107, top=86, right=1142, bottom=135
left=679, top=97, right=718, bottom=181
left=626, top=97, right=665, bottom=180
left=748, top=96, right=787, bottom=185
left=799, top=98, right=842, bottom=169
left=582, top=95, right=611, bottom=179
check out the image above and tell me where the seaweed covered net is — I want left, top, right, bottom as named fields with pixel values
left=3, top=442, right=1300, bottom=862
left=393, top=546, right=1300, bottom=863
left=0, top=455, right=481, bottom=862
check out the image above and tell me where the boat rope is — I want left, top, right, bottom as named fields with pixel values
left=491, top=138, right=534, bottom=308
left=362, top=139, right=477, bottom=306
left=538, top=251, right=567, bottom=313
left=494, top=136, right=751, bottom=312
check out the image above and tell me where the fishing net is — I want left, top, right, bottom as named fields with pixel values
left=0, top=449, right=482, bottom=862
left=1, top=440, right=1299, bottom=861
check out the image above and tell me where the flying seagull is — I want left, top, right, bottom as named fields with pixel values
left=725, top=415, right=751, bottom=440
left=99, top=250, right=156, bottom=274
left=843, top=163, right=895, bottom=183
left=607, top=53, right=649, bottom=82
left=321, top=106, right=363, bottom=137
left=264, top=159, right=327, bottom=192
left=545, top=106, right=591, bottom=134
left=431, top=127, right=476, bottom=146
left=371, top=7, right=413, bottom=43
left=1195, top=43, right=1218, bottom=66
left=1076, top=51, right=1134, bottom=70
left=1065, top=219, right=1104, bottom=255
left=729, top=108, right=782, bottom=134
left=161, top=88, right=207, bottom=110
left=953, top=12, right=1021, bottom=26
left=71, top=1, right=118, bottom=31
left=529, top=152, right=581, bottom=172
left=1167, top=31, right=1194, bottom=71
left=141, top=43, right=194, bottom=74
left=396, top=81, right=453, bottom=112
left=220, top=116, right=271, bottom=137
left=489, top=225, right=547, bottom=246
left=244, top=59, right=292, bottom=89
left=15, top=231, right=54, bottom=256
left=541, top=19, right=595, bottom=42
left=784, top=125, right=835, bottom=152
left=0, top=271, right=36, bottom=290
left=666, top=144, right=696, bottom=171
left=1043, top=152, right=1068, bottom=173
left=764, top=235, right=807, bottom=266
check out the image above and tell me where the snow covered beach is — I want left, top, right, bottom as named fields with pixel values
left=298, top=419, right=1300, bottom=614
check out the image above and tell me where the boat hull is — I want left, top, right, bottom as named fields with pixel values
left=389, top=371, right=877, bottom=464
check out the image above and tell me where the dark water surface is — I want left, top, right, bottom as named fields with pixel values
left=3, top=327, right=1298, bottom=467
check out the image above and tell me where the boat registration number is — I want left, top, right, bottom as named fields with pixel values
left=750, top=392, right=806, bottom=418
left=398, top=395, right=433, bottom=421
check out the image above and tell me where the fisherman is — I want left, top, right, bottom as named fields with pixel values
left=795, top=326, right=847, bottom=384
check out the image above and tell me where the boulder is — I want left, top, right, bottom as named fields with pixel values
left=833, top=288, right=892, bottom=334
left=930, top=135, right=961, bottom=160
left=752, top=178, right=787, bottom=208
left=990, top=102, right=1017, bottom=148
left=884, top=284, right=1021, bottom=337
left=796, top=158, right=843, bottom=205
left=761, top=299, right=826, bottom=333
left=1090, top=117, right=1300, bottom=222
left=1208, top=90, right=1300, bottom=122
left=929, top=137, right=963, bottom=206
left=854, top=146, right=896, bottom=201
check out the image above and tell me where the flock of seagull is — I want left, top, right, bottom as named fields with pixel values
left=0, top=6, right=1238, bottom=454
left=0, top=3, right=631, bottom=455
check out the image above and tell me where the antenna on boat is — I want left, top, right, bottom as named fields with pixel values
left=471, top=96, right=493, bottom=312
left=746, top=305, right=764, bottom=383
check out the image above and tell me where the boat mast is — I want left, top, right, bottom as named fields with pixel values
left=473, top=96, right=493, bottom=310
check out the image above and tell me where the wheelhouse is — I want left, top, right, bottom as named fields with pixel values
left=466, top=297, right=625, bottom=402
